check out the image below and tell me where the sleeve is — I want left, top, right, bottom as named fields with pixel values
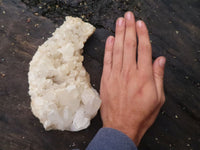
left=86, top=128, right=138, bottom=150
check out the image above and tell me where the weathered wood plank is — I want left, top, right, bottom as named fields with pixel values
left=0, top=0, right=199, bottom=150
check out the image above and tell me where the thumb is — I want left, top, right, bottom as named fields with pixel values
left=153, top=56, right=166, bottom=104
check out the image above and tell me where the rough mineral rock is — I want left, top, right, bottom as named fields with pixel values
left=28, top=16, right=101, bottom=131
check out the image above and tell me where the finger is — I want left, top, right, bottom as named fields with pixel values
left=123, top=11, right=137, bottom=70
left=112, top=17, right=125, bottom=73
left=103, top=36, right=115, bottom=77
left=136, top=20, right=152, bottom=72
left=153, top=56, right=166, bottom=104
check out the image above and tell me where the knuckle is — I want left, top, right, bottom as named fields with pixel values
left=126, top=20, right=134, bottom=26
left=113, top=47, right=123, bottom=57
left=154, top=71, right=164, bottom=79
left=116, top=26, right=125, bottom=34
left=121, top=68, right=131, bottom=78
left=104, top=52, right=112, bottom=65
left=117, top=27, right=124, bottom=32
left=141, top=42, right=151, bottom=50
left=104, top=57, right=112, bottom=65
left=145, top=42, right=151, bottom=50
left=116, top=25, right=123, bottom=31
left=139, top=72, right=151, bottom=82
left=125, top=39, right=136, bottom=48
left=114, top=48, right=121, bottom=54
left=112, top=65, right=121, bottom=73
left=121, top=69, right=133, bottom=84
left=110, top=73, right=119, bottom=82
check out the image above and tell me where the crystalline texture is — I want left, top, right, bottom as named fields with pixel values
left=28, top=16, right=101, bottom=131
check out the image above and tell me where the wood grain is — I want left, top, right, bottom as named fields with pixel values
left=0, top=0, right=199, bottom=149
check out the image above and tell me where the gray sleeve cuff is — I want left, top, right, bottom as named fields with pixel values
left=86, top=127, right=137, bottom=150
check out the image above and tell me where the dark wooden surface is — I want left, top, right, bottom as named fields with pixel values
left=0, top=0, right=199, bottom=150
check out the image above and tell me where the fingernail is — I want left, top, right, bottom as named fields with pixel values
left=126, top=12, right=133, bottom=20
left=159, top=57, right=166, bottom=67
left=118, top=18, right=124, bottom=26
left=137, top=20, right=143, bottom=27
left=107, top=36, right=114, bottom=44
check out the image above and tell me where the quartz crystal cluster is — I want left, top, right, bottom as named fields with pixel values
left=28, top=16, right=101, bottom=131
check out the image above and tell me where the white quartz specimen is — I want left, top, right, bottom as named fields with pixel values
left=28, top=16, right=101, bottom=131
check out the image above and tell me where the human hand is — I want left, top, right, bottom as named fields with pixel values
left=100, top=11, right=166, bottom=146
